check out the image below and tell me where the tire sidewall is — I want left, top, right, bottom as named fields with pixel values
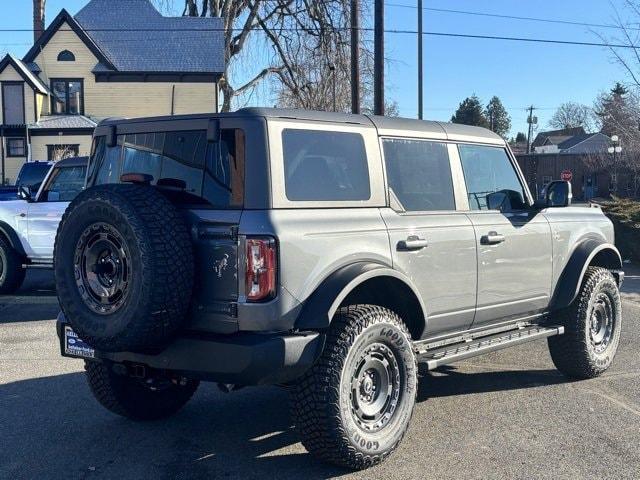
left=0, top=241, right=8, bottom=286
left=56, top=190, right=150, bottom=345
left=338, top=320, right=417, bottom=456
left=582, top=273, right=622, bottom=370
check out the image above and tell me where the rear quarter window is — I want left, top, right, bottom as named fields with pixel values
left=282, top=129, right=370, bottom=201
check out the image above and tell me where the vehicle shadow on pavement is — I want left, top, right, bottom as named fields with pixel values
left=417, top=365, right=568, bottom=401
left=0, top=372, right=348, bottom=480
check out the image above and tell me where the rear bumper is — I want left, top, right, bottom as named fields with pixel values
left=56, top=313, right=324, bottom=385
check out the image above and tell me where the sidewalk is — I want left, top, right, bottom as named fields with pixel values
left=622, top=263, right=640, bottom=304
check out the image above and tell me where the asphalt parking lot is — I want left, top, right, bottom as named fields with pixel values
left=1, top=270, right=639, bottom=479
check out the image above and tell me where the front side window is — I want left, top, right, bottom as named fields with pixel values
left=7, top=138, right=26, bottom=157
left=51, top=79, right=83, bottom=115
left=283, top=129, right=370, bottom=201
left=459, top=145, right=527, bottom=211
left=383, top=138, right=455, bottom=212
left=41, top=165, right=86, bottom=202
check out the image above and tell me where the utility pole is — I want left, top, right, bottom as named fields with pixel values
left=329, top=64, right=337, bottom=112
left=526, top=106, right=537, bottom=154
left=350, top=0, right=360, bottom=114
left=417, top=0, right=423, bottom=119
left=374, top=0, right=384, bottom=116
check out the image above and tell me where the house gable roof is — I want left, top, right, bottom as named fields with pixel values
left=0, top=54, right=49, bottom=94
left=22, top=9, right=115, bottom=70
left=74, top=0, right=224, bottom=74
left=532, top=127, right=586, bottom=148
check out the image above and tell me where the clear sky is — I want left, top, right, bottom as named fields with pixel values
left=0, top=0, right=632, bottom=137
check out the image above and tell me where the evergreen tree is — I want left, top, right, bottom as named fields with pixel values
left=484, top=96, right=511, bottom=137
left=451, top=95, right=489, bottom=128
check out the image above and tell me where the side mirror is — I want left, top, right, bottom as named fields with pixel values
left=545, top=180, right=572, bottom=208
left=18, top=185, right=33, bottom=202
left=486, top=191, right=508, bottom=211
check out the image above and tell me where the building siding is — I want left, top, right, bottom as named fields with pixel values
left=31, top=134, right=92, bottom=161
left=33, top=21, right=217, bottom=119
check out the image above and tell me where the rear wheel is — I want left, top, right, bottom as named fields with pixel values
left=0, top=236, right=25, bottom=294
left=548, top=267, right=622, bottom=379
left=85, top=361, right=199, bottom=420
left=291, top=305, right=417, bottom=470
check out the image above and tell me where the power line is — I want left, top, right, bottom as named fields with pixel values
left=385, top=2, right=636, bottom=32
left=0, top=27, right=636, bottom=50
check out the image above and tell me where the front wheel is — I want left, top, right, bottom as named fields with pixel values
left=291, top=305, right=417, bottom=470
left=0, top=236, right=25, bottom=294
left=85, top=361, right=199, bottom=420
left=548, top=267, right=622, bottom=379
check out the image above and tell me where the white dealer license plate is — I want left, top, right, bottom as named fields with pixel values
left=64, top=326, right=95, bottom=359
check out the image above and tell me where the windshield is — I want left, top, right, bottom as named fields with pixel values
left=15, top=163, right=51, bottom=188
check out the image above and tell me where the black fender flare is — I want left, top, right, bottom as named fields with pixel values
left=551, top=238, right=622, bottom=310
left=295, top=262, right=428, bottom=332
left=0, top=220, right=26, bottom=257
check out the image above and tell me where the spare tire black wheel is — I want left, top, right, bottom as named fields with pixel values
left=55, top=184, right=194, bottom=352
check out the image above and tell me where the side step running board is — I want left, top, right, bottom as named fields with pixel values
left=415, top=325, right=564, bottom=370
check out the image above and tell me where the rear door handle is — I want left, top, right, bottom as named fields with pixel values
left=397, top=235, right=428, bottom=251
left=481, top=231, right=506, bottom=245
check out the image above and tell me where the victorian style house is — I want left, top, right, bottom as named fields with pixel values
left=0, top=0, right=224, bottom=183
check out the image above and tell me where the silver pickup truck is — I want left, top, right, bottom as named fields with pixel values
left=54, top=109, right=624, bottom=470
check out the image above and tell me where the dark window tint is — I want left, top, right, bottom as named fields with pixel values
left=458, top=145, right=527, bottom=211
left=93, top=129, right=244, bottom=208
left=7, top=138, right=26, bottom=157
left=203, top=129, right=245, bottom=208
left=16, top=162, right=50, bottom=188
left=383, top=139, right=455, bottom=211
left=283, top=129, right=370, bottom=201
left=42, top=166, right=86, bottom=202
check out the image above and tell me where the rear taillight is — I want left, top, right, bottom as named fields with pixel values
left=245, top=237, right=277, bottom=302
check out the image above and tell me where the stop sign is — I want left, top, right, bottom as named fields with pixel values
left=560, top=170, right=572, bottom=181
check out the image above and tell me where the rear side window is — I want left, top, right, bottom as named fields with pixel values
left=383, top=139, right=455, bottom=211
left=458, top=145, right=527, bottom=211
left=282, top=129, right=370, bottom=201
left=91, top=129, right=244, bottom=208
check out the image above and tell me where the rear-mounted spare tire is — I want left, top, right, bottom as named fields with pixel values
left=54, top=184, right=194, bottom=352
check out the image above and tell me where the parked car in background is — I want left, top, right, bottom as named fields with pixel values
left=0, top=161, right=53, bottom=201
left=0, top=157, right=87, bottom=293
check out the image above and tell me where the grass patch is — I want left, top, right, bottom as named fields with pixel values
left=599, top=197, right=640, bottom=262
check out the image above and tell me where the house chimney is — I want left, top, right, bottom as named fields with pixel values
left=33, top=0, right=46, bottom=43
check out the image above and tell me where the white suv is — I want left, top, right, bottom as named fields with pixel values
left=0, top=157, right=87, bottom=293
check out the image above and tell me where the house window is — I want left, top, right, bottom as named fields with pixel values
left=47, top=144, right=79, bottom=161
left=57, top=50, right=75, bottom=62
left=2, top=82, right=25, bottom=125
left=50, top=79, right=83, bottom=115
left=6, top=138, right=26, bottom=157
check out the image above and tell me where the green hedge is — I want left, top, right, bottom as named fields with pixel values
left=599, top=197, right=640, bottom=262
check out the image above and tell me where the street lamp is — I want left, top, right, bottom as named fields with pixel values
left=608, top=135, right=622, bottom=194
left=328, top=64, right=337, bottom=112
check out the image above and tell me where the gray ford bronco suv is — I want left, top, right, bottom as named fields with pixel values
left=55, top=108, right=624, bottom=469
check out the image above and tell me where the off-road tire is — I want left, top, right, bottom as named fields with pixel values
left=548, top=267, right=622, bottom=379
left=55, top=184, right=194, bottom=352
left=291, top=305, right=417, bottom=470
left=0, top=236, right=25, bottom=294
left=85, top=361, right=199, bottom=420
